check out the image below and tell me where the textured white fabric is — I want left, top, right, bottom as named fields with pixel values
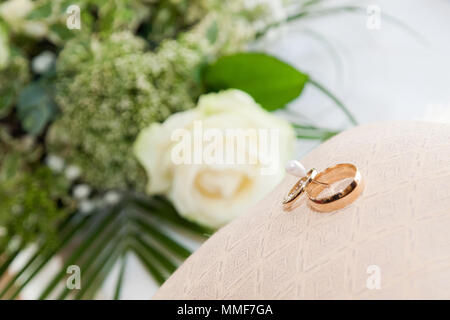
left=155, top=122, right=450, bottom=299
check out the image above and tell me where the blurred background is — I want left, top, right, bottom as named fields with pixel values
left=273, top=0, right=450, bottom=154
left=1, top=0, right=450, bottom=299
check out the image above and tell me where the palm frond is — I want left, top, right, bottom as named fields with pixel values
left=0, top=193, right=208, bottom=299
left=308, top=77, right=358, bottom=125
left=292, top=123, right=340, bottom=140
left=113, top=253, right=127, bottom=300
left=257, top=4, right=425, bottom=43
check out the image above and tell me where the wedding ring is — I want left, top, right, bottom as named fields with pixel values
left=283, top=169, right=317, bottom=205
left=305, top=163, right=364, bottom=212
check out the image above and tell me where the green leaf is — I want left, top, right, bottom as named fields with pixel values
left=27, top=2, right=53, bottom=20
left=0, top=243, right=24, bottom=277
left=49, top=23, right=76, bottom=42
left=2, top=214, right=93, bottom=300
left=0, top=90, right=14, bottom=119
left=59, top=0, right=75, bottom=13
left=133, top=216, right=191, bottom=259
left=74, top=243, right=123, bottom=299
left=38, top=206, right=122, bottom=300
left=134, top=235, right=178, bottom=274
left=132, top=244, right=166, bottom=285
left=17, top=83, right=57, bottom=136
left=206, top=21, right=218, bottom=44
left=56, top=217, right=126, bottom=299
left=113, top=253, right=127, bottom=300
left=21, top=103, right=52, bottom=135
left=98, top=3, right=117, bottom=34
left=202, top=53, right=309, bottom=111
left=134, top=195, right=213, bottom=237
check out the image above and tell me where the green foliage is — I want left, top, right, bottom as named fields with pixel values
left=0, top=20, right=8, bottom=69
left=0, top=166, right=70, bottom=251
left=0, top=194, right=210, bottom=300
left=0, top=129, right=72, bottom=253
left=47, top=3, right=257, bottom=190
left=1, top=0, right=263, bottom=190
left=203, top=53, right=309, bottom=111
left=203, top=53, right=357, bottom=124
left=17, top=82, right=58, bottom=136
left=0, top=0, right=373, bottom=300
left=292, top=123, right=340, bottom=140
left=96, top=0, right=151, bottom=36
left=47, top=32, right=195, bottom=190
left=0, top=50, right=29, bottom=119
left=0, top=4, right=264, bottom=298
left=13, top=0, right=263, bottom=45
left=27, top=1, right=53, bottom=20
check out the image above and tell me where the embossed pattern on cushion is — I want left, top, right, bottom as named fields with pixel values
left=154, top=122, right=450, bottom=299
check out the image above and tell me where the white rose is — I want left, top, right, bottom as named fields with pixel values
left=134, top=89, right=295, bottom=229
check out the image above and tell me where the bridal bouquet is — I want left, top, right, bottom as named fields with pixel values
left=0, top=0, right=364, bottom=299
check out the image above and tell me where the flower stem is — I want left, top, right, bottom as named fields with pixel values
left=256, top=5, right=425, bottom=44
left=308, top=77, right=358, bottom=125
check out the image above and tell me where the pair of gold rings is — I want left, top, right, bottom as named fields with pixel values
left=283, top=163, right=364, bottom=212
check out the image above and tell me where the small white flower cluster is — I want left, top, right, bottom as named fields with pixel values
left=245, top=0, right=287, bottom=30
left=47, top=5, right=259, bottom=190
left=73, top=184, right=91, bottom=200
left=45, top=154, right=121, bottom=214
left=46, top=154, right=81, bottom=181
left=76, top=190, right=122, bottom=215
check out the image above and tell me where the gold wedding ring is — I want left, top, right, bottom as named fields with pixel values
left=306, top=163, right=364, bottom=212
left=283, top=169, right=317, bottom=205
left=283, top=163, right=364, bottom=212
